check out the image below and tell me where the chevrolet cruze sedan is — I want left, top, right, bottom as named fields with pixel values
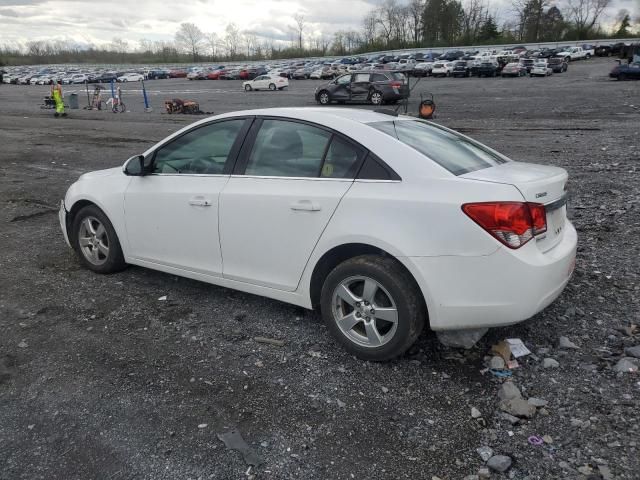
left=60, top=108, right=577, bottom=361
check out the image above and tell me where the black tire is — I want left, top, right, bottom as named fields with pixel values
left=370, top=90, right=383, bottom=106
left=71, top=204, right=126, bottom=274
left=320, top=255, right=425, bottom=361
left=269, top=83, right=276, bottom=90
left=317, top=90, right=331, bottom=105
left=618, top=74, right=626, bottom=81
left=245, top=84, right=252, bottom=91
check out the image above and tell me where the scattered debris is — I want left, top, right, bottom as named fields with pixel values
left=528, top=397, right=548, bottom=407
left=158, top=296, right=167, bottom=301
left=505, top=338, right=531, bottom=357
left=489, top=356, right=505, bottom=369
left=491, top=341, right=512, bottom=362
left=489, top=368, right=512, bottom=378
left=543, top=358, right=560, bottom=369
left=499, top=398, right=536, bottom=418
left=559, top=336, right=580, bottom=349
left=217, top=430, right=263, bottom=467
left=17, top=340, right=28, bottom=349
left=471, top=407, right=482, bottom=419
left=253, top=337, right=285, bottom=347
left=436, top=328, right=488, bottom=349
left=497, top=382, right=522, bottom=401
left=198, top=423, right=208, bottom=428
left=487, top=455, right=512, bottom=473
left=528, top=435, right=544, bottom=446
left=613, top=358, right=638, bottom=373
left=625, top=345, right=640, bottom=359
left=476, top=446, right=493, bottom=461
left=381, top=386, right=389, bottom=394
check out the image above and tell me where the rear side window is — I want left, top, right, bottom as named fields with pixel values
left=245, top=120, right=330, bottom=177
left=370, top=120, right=508, bottom=175
left=353, top=73, right=370, bottom=83
left=371, top=73, right=388, bottom=82
left=321, top=137, right=362, bottom=178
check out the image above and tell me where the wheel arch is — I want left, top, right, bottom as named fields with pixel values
left=308, top=242, right=430, bottom=327
left=65, top=198, right=126, bottom=255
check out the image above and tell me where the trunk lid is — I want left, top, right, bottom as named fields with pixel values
left=461, top=161, right=568, bottom=252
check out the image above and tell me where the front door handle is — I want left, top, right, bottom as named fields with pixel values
left=290, top=200, right=321, bottom=212
left=189, top=197, right=212, bottom=207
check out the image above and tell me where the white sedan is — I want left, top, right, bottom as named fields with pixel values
left=117, top=73, right=144, bottom=82
left=59, top=108, right=577, bottom=361
left=243, top=75, right=289, bottom=91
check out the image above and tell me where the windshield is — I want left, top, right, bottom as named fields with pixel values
left=370, top=120, right=508, bottom=175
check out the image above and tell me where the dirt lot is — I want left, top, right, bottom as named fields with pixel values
left=1, top=57, right=639, bottom=480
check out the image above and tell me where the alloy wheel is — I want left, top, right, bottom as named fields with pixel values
left=78, top=216, right=109, bottom=266
left=319, top=92, right=330, bottom=104
left=331, top=276, right=398, bottom=348
left=370, top=92, right=383, bottom=105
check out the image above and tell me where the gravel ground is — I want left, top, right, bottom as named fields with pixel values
left=1, top=57, right=639, bottom=480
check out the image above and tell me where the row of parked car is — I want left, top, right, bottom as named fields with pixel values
left=2, top=42, right=629, bottom=87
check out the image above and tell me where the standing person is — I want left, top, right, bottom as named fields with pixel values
left=51, top=80, right=65, bottom=117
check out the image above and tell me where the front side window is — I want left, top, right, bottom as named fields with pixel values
left=152, top=119, right=245, bottom=174
left=370, top=120, right=508, bottom=176
left=335, top=75, right=351, bottom=85
left=371, top=73, right=388, bottom=82
left=245, top=120, right=331, bottom=177
left=353, top=73, right=370, bottom=83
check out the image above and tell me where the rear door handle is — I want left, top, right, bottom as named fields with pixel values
left=290, top=200, right=321, bottom=211
left=189, top=197, right=212, bottom=207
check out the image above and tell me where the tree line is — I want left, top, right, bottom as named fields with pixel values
left=1, top=0, right=637, bottom=66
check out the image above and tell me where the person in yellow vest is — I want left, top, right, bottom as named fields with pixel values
left=51, top=81, right=66, bottom=117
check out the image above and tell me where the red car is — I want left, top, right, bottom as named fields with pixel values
left=239, top=69, right=250, bottom=80
left=169, top=70, right=187, bottom=78
left=207, top=70, right=222, bottom=80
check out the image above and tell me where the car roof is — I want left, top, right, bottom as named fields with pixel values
left=215, top=107, right=403, bottom=125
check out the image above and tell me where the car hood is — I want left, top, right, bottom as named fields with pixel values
left=79, top=167, right=122, bottom=181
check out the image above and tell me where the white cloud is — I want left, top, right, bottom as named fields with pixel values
left=0, top=0, right=636, bottom=48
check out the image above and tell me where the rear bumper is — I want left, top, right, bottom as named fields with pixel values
left=406, top=221, right=578, bottom=331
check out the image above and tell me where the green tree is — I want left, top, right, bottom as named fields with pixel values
left=615, top=13, right=631, bottom=37
left=479, top=15, right=500, bottom=41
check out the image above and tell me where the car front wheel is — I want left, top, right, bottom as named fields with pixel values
left=318, top=91, right=331, bottom=105
left=71, top=205, right=126, bottom=274
left=245, top=84, right=252, bottom=91
left=320, top=255, right=425, bottom=361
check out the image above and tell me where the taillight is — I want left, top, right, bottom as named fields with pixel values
left=390, top=81, right=403, bottom=88
left=462, top=202, right=547, bottom=249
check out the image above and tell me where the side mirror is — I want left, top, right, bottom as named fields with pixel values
left=123, top=155, right=149, bottom=176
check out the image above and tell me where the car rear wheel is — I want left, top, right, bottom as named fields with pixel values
left=245, top=84, right=252, bottom=91
left=71, top=205, right=126, bottom=274
left=619, top=73, right=627, bottom=81
left=370, top=91, right=383, bottom=105
left=320, top=255, right=425, bottom=361
left=318, top=91, right=331, bottom=105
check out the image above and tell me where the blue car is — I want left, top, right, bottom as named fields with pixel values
left=609, top=62, right=640, bottom=80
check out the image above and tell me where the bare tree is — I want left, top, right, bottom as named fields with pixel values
left=206, top=32, right=219, bottom=60
left=565, top=0, right=611, bottom=38
left=408, top=0, right=425, bottom=44
left=461, top=0, right=487, bottom=44
left=362, top=11, right=378, bottom=47
left=242, top=32, right=258, bottom=58
left=224, top=23, right=240, bottom=59
left=175, top=22, right=205, bottom=62
left=292, top=13, right=306, bottom=50
left=376, top=0, right=399, bottom=45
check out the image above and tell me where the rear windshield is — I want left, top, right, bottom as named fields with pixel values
left=370, top=120, right=508, bottom=175
left=390, top=72, right=406, bottom=81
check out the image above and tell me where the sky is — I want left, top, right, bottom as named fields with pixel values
left=0, top=0, right=637, bottom=49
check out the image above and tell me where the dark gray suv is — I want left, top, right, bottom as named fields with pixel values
left=315, top=71, right=409, bottom=106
